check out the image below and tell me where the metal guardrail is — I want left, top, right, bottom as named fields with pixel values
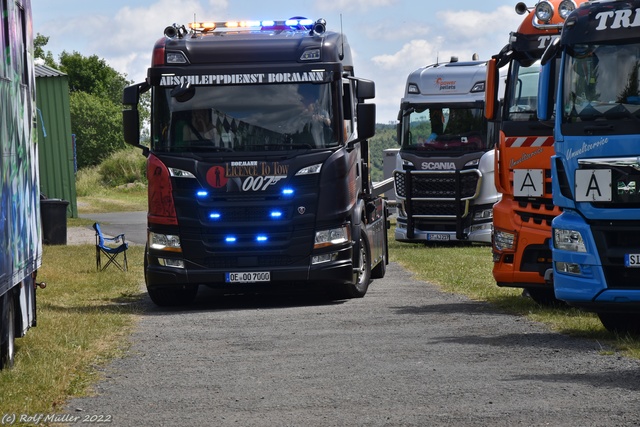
left=372, top=177, right=394, bottom=197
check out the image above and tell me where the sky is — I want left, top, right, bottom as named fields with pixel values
left=30, top=0, right=523, bottom=124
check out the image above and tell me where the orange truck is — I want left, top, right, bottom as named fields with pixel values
left=485, top=0, right=585, bottom=304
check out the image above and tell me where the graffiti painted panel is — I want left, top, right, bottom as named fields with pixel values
left=0, top=0, right=41, bottom=295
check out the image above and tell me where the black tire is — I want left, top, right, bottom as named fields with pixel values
left=597, top=312, right=640, bottom=335
left=147, top=285, right=199, bottom=307
left=0, top=293, right=16, bottom=370
left=524, top=288, right=563, bottom=306
left=334, top=229, right=371, bottom=299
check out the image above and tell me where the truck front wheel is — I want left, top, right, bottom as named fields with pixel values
left=332, top=229, right=371, bottom=299
left=0, top=293, right=15, bottom=370
left=597, top=312, right=640, bottom=335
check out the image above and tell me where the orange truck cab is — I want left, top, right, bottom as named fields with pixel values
left=485, top=0, right=586, bottom=304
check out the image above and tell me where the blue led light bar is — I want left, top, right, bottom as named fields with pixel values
left=270, top=211, right=283, bottom=219
left=210, top=212, right=221, bottom=220
left=225, top=236, right=237, bottom=243
left=282, top=188, right=294, bottom=196
left=256, top=235, right=268, bottom=242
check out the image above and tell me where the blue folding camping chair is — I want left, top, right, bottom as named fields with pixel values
left=93, top=222, right=129, bottom=272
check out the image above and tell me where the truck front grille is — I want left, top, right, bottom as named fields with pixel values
left=394, top=169, right=480, bottom=199
left=592, top=222, right=640, bottom=290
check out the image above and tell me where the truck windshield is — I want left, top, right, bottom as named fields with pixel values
left=151, top=82, right=337, bottom=152
left=563, top=43, right=640, bottom=123
left=506, top=60, right=541, bottom=122
left=401, top=107, right=488, bottom=152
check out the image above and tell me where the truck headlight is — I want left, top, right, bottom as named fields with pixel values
left=494, top=229, right=515, bottom=251
left=474, top=208, right=493, bottom=221
left=149, top=232, right=182, bottom=252
left=554, top=228, right=586, bottom=252
left=314, top=225, right=350, bottom=249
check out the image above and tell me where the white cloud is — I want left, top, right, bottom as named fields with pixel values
left=371, top=38, right=442, bottom=70
left=316, top=0, right=398, bottom=12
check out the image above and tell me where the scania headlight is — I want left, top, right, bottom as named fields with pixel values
left=474, top=208, right=493, bottom=221
left=494, top=229, right=515, bottom=251
left=314, top=225, right=350, bottom=249
left=554, top=228, right=586, bottom=252
left=149, top=231, right=182, bottom=252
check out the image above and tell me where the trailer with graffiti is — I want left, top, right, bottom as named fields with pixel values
left=0, top=0, right=42, bottom=369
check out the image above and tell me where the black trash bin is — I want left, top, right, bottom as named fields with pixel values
left=40, top=198, right=69, bottom=245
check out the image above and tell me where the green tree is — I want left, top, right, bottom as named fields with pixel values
left=34, top=33, right=57, bottom=68
left=369, top=124, right=399, bottom=182
left=58, top=51, right=130, bottom=105
left=70, top=91, right=125, bottom=169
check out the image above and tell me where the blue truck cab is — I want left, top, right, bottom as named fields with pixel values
left=538, top=0, right=640, bottom=332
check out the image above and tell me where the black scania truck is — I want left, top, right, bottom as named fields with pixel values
left=123, top=17, right=388, bottom=306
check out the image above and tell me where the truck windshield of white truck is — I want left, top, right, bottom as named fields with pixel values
left=401, top=106, right=487, bottom=152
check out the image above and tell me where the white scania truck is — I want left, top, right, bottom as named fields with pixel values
left=394, top=57, right=501, bottom=244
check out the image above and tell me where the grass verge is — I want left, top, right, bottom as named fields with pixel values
left=0, top=244, right=145, bottom=414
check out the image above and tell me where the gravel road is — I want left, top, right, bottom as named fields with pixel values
left=61, top=262, right=640, bottom=426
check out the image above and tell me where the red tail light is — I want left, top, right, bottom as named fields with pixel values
left=147, top=154, right=177, bottom=225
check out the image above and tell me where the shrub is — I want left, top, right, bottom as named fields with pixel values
left=98, top=148, right=147, bottom=187
left=75, top=166, right=106, bottom=197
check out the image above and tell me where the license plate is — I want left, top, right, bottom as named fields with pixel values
left=625, top=254, right=640, bottom=268
left=225, top=272, right=271, bottom=283
left=427, top=233, right=450, bottom=241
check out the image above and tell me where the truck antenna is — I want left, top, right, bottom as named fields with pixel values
left=339, top=14, right=344, bottom=60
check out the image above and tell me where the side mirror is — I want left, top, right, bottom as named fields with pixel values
left=357, top=103, right=376, bottom=140
left=355, top=78, right=375, bottom=100
left=537, top=60, right=556, bottom=121
left=122, top=82, right=150, bottom=155
left=485, top=58, right=499, bottom=121
left=396, top=123, right=402, bottom=146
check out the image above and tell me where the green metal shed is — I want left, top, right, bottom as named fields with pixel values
left=35, top=63, right=77, bottom=218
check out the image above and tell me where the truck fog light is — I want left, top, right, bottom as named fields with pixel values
left=554, top=228, right=586, bottom=252
left=556, top=261, right=581, bottom=275
left=312, top=252, right=338, bottom=265
left=158, top=258, right=185, bottom=268
left=494, top=229, right=515, bottom=251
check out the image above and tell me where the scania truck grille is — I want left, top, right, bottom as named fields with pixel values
left=394, top=169, right=480, bottom=199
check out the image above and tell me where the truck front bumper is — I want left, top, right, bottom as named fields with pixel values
left=145, top=248, right=354, bottom=290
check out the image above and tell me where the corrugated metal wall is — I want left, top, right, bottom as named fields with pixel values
left=35, top=65, right=78, bottom=218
